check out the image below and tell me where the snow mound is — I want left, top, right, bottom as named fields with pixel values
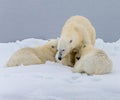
left=0, top=38, right=120, bottom=100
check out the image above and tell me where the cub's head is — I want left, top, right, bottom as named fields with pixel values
left=47, top=38, right=59, bottom=53
left=75, top=44, right=94, bottom=62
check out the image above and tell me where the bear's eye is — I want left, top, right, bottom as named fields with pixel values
left=69, top=40, right=72, bottom=43
left=51, top=45, right=55, bottom=48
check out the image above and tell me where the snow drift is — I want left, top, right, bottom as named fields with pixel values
left=0, top=38, right=120, bottom=100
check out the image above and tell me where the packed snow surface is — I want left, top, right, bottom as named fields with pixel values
left=0, top=38, right=120, bottom=100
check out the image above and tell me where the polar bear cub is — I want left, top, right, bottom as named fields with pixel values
left=6, top=39, right=58, bottom=67
left=73, top=45, right=113, bottom=75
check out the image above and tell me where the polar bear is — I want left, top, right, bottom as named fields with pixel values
left=56, top=16, right=96, bottom=61
left=6, top=39, right=58, bottom=67
left=72, top=45, right=113, bottom=75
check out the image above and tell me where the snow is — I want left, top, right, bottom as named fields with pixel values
left=0, top=38, right=120, bottom=100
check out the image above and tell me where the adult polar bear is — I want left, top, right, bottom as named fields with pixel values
left=56, top=16, right=96, bottom=61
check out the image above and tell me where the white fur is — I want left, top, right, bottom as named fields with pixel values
left=6, top=39, right=58, bottom=67
left=73, top=45, right=113, bottom=75
left=57, top=15, right=96, bottom=60
left=55, top=51, right=76, bottom=67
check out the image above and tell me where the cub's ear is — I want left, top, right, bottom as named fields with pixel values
left=73, top=49, right=78, bottom=53
left=51, top=45, right=55, bottom=48
left=69, top=40, right=72, bottom=43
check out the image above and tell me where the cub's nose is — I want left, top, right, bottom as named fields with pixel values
left=58, top=56, right=62, bottom=60
left=76, top=57, right=80, bottom=60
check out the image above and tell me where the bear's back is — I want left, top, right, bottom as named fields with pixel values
left=63, top=16, right=96, bottom=45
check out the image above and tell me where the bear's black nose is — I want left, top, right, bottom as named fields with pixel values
left=76, top=57, right=80, bottom=60
left=58, top=56, right=62, bottom=60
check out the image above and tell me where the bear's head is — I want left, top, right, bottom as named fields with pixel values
left=56, top=34, right=82, bottom=61
left=47, top=38, right=59, bottom=53
left=75, top=44, right=94, bottom=62
left=74, top=44, right=87, bottom=62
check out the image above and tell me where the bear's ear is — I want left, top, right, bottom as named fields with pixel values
left=51, top=45, right=55, bottom=48
left=69, top=40, right=72, bottom=43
